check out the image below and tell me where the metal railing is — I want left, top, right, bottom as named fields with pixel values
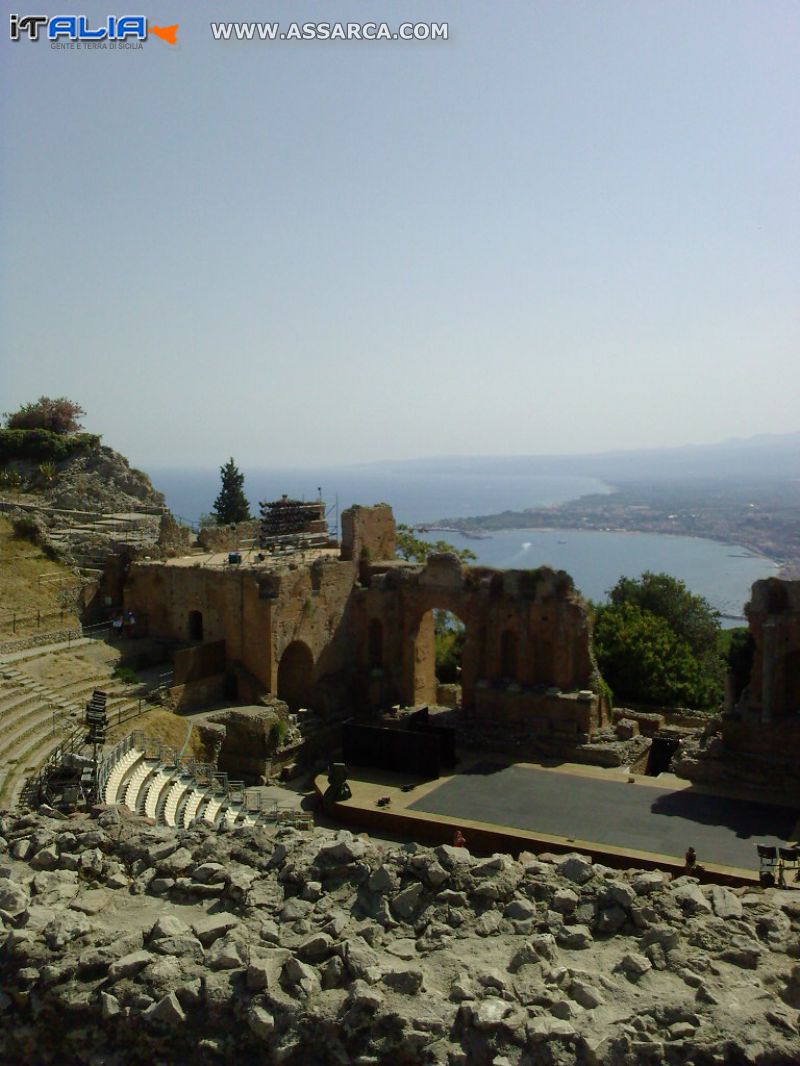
left=0, top=614, right=154, bottom=655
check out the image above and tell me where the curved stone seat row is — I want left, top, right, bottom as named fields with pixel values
left=123, top=757, right=158, bottom=812
left=144, top=768, right=175, bottom=820
left=164, top=777, right=191, bottom=827
left=102, top=746, right=141, bottom=805
left=102, top=746, right=259, bottom=831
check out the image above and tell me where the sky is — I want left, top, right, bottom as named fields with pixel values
left=1, top=1, right=798, bottom=470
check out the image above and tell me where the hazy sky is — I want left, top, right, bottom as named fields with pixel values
left=2, top=1, right=798, bottom=469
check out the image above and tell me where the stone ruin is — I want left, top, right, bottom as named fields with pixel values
left=674, top=577, right=800, bottom=799
left=122, top=503, right=611, bottom=771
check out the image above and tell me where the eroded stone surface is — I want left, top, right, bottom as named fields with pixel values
left=1, top=808, right=799, bottom=1065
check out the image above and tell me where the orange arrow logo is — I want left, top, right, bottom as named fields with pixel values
left=150, top=24, right=178, bottom=44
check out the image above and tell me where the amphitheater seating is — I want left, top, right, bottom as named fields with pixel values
left=124, top=759, right=159, bottom=812
left=223, top=805, right=243, bottom=829
left=202, top=795, right=224, bottom=826
left=103, top=747, right=143, bottom=805
left=144, top=768, right=177, bottom=820
left=163, top=777, right=192, bottom=828
left=181, top=789, right=208, bottom=827
left=96, top=737, right=300, bottom=832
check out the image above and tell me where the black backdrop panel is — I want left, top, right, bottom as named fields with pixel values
left=342, top=723, right=442, bottom=779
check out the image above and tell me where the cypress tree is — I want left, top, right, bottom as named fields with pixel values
left=212, top=458, right=252, bottom=524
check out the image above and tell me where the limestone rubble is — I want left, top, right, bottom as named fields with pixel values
left=2, top=807, right=800, bottom=1065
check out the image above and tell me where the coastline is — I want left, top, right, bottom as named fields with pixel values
left=440, top=523, right=780, bottom=565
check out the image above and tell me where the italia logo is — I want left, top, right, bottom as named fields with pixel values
left=9, top=14, right=178, bottom=44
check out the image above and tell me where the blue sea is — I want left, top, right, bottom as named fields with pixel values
left=150, top=463, right=777, bottom=626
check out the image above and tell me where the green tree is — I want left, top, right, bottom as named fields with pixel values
left=212, top=458, right=252, bottom=525
left=434, top=611, right=466, bottom=683
left=607, top=571, right=721, bottom=664
left=593, top=571, right=726, bottom=710
left=395, top=524, right=477, bottom=565
left=726, top=628, right=755, bottom=704
left=593, top=602, right=711, bottom=708
left=4, top=397, right=85, bottom=434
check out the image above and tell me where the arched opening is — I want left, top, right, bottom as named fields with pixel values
left=413, top=609, right=466, bottom=706
left=277, top=640, right=314, bottom=711
left=500, top=630, right=518, bottom=682
left=188, top=610, right=203, bottom=642
left=368, top=619, right=384, bottom=669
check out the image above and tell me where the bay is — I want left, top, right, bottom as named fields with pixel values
left=440, top=528, right=776, bottom=625
left=150, top=464, right=777, bottom=625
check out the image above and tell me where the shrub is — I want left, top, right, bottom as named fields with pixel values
left=0, top=429, right=100, bottom=463
left=36, top=461, right=56, bottom=485
left=5, top=396, right=85, bottom=434
left=0, top=469, right=23, bottom=490
left=112, top=665, right=141, bottom=684
left=11, top=515, right=42, bottom=544
left=269, top=719, right=289, bottom=750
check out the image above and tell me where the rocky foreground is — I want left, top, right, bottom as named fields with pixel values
left=2, top=809, right=800, bottom=1065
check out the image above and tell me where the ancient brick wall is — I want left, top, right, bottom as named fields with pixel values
left=340, top=503, right=396, bottom=562
left=196, top=519, right=260, bottom=552
left=123, top=563, right=273, bottom=688
left=353, top=553, right=601, bottom=733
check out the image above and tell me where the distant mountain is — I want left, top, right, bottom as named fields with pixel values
left=389, top=432, right=800, bottom=483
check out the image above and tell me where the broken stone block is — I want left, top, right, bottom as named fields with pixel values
left=618, top=952, right=652, bottom=980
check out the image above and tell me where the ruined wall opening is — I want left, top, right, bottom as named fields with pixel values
left=500, top=629, right=518, bottom=682
left=413, top=609, right=466, bottom=706
left=188, top=610, right=204, bottom=642
left=277, top=640, right=314, bottom=711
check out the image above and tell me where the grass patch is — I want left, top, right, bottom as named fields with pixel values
left=105, top=706, right=189, bottom=751
left=104, top=707, right=215, bottom=765
left=112, top=665, right=141, bottom=685
left=0, top=517, right=81, bottom=636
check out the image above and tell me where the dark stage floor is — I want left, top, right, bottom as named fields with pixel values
left=409, top=762, right=798, bottom=869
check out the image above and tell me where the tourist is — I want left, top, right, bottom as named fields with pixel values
left=453, top=829, right=467, bottom=849
left=124, top=609, right=136, bottom=638
left=111, top=614, right=123, bottom=641
left=685, top=846, right=697, bottom=871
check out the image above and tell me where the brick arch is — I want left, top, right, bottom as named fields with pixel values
left=360, top=556, right=596, bottom=721
left=405, top=600, right=474, bottom=709
left=277, top=640, right=314, bottom=711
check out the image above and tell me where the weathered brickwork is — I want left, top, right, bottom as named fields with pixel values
left=674, top=578, right=800, bottom=799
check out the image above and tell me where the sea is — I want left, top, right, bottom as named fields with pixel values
left=150, top=463, right=778, bottom=627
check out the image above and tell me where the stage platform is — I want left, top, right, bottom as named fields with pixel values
left=316, top=756, right=800, bottom=887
